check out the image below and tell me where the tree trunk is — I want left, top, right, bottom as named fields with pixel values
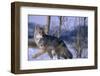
left=76, top=17, right=81, bottom=58
left=58, top=16, right=62, bottom=38
left=45, top=16, right=51, bottom=34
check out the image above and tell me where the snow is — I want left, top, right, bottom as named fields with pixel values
left=28, top=48, right=58, bottom=61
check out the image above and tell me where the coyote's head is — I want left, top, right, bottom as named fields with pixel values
left=34, top=25, right=45, bottom=36
left=34, top=25, right=46, bottom=48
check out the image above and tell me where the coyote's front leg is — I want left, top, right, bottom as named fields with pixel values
left=47, top=50, right=53, bottom=59
left=32, top=49, right=46, bottom=58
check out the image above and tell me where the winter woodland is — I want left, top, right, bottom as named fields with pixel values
left=28, top=15, right=88, bottom=60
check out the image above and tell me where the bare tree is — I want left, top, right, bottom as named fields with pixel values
left=74, top=17, right=88, bottom=58
left=74, top=17, right=82, bottom=58
left=45, top=16, right=51, bottom=34
left=62, top=17, right=69, bottom=32
left=57, top=16, right=63, bottom=38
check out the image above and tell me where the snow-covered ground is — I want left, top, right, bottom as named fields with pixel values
left=28, top=43, right=88, bottom=61
left=28, top=48, right=58, bottom=61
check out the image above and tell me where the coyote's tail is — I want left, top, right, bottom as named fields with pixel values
left=61, top=40, right=73, bottom=59
left=66, top=49, right=73, bottom=59
left=62, top=47, right=73, bottom=59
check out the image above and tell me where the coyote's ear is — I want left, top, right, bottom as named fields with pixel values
left=35, top=24, right=40, bottom=30
left=44, top=25, right=48, bottom=34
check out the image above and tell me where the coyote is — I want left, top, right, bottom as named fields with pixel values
left=33, top=25, right=73, bottom=59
